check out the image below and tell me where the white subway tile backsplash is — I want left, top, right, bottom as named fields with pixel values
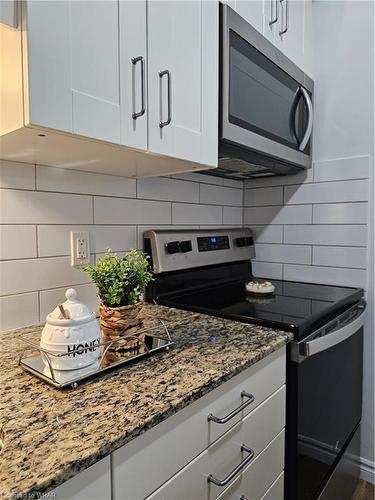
left=251, top=225, right=283, bottom=244
left=172, top=203, right=222, bottom=225
left=284, top=179, right=368, bottom=205
left=244, top=186, right=283, bottom=207
left=38, top=225, right=137, bottom=257
left=284, top=264, right=366, bottom=288
left=312, top=246, right=367, bottom=269
left=36, top=165, right=136, bottom=198
left=0, top=190, right=93, bottom=224
left=244, top=205, right=312, bottom=225
left=0, top=153, right=370, bottom=332
left=251, top=261, right=283, bottom=280
left=138, top=177, right=199, bottom=203
left=284, top=225, right=367, bottom=246
left=223, top=206, right=243, bottom=225
left=313, top=202, right=368, bottom=224
left=0, top=160, right=35, bottom=190
left=0, top=256, right=91, bottom=296
left=94, top=197, right=171, bottom=225
left=199, top=184, right=242, bottom=206
left=39, top=283, right=98, bottom=321
left=0, top=225, right=37, bottom=260
left=314, top=156, right=369, bottom=182
left=254, top=243, right=311, bottom=264
left=0, top=293, right=39, bottom=331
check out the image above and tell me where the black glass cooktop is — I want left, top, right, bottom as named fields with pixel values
left=156, top=278, right=363, bottom=340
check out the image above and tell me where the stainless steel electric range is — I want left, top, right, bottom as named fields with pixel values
left=144, top=228, right=366, bottom=500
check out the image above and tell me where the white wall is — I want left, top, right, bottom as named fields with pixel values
left=0, top=161, right=243, bottom=331
left=244, top=0, right=374, bottom=481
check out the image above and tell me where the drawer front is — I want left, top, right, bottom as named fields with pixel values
left=112, top=348, right=285, bottom=500
left=217, top=430, right=284, bottom=500
left=147, top=386, right=285, bottom=500
left=261, top=472, right=284, bottom=500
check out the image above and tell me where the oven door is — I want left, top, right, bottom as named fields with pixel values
left=221, top=4, right=313, bottom=168
left=286, top=303, right=365, bottom=500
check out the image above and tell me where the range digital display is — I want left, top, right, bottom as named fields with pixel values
left=197, top=235, right=230, bottom=252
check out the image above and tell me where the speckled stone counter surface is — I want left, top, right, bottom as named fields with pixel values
left=0, top=304, right=291, bottom=499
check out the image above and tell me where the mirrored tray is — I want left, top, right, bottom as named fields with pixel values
left=18, top=318, right=173, bottom=389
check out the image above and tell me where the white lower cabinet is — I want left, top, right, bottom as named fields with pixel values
left=112, top=348, right=285, bottom=500
left=216, top=431, right=284, bottom=500
left=50, top=348, right=286, bottom=500
left=51, top=456, right=111, bottom=500
left=147, top=386, right=285, bottom=500
left=261, top=472, right=284, bottom=500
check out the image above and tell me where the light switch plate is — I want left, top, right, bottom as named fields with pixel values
left=70, top=231, right=90, bottom=267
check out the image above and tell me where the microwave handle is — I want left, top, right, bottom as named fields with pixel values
left=299, top=87, right=313, bottom=151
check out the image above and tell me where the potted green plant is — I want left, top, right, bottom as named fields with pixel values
left=81, top=249, right=153, bottom=359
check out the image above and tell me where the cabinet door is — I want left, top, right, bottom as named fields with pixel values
left=70, top=1, right=120, bottom=144
left=273, top=0, right=305, bottom=69
left=26, top=1, right=121, bottom=144
left=52, top=457, right=111, bottom=500
left=263, top=0, right=279, bottom=43
left=0, top=0, right=18, bottom=28
left=119, top=0, right=147, bottom=150
left=26, top=1, right=73, bottom=133
left=231, top=0, right=264, bottom=34
left=147, top=387, right=285, bottom=500
left=147, top=1, right=218, bottom=167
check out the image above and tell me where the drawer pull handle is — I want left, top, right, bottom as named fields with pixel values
left=207, top=445, right=255, bottom=487
left=207, top=391, right=255, bottom=424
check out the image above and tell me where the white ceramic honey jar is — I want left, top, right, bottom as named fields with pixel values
left=40, top=288, right=101, bottom=371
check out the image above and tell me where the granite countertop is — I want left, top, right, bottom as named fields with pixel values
left=0, top=304, right=291, bottom=499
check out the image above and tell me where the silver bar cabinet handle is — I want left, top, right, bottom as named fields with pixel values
left=131, top=56, right=145, bottom=119
left=207, top=391, right=255, bottom=424
left=159, top=69, right=171, bottom=128
left=207, top=445, right=255, bottom=487
left=299, top=87, right=313, bottom=151
left=269, top=0, right=279, bottom=26
left=279, top=0, right=289, bottom=35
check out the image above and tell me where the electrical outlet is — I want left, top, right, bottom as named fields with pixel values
left=70, top=231, right=90, bottom=267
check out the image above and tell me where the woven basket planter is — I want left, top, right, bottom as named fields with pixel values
left=99, top=301, right=145, bottom=364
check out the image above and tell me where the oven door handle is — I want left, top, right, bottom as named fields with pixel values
left=299, top=87, right=313, bottom=151
left=298, top=307, right=366, bottom=361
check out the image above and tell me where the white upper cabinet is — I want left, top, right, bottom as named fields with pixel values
left=272, top=0, right=306, bottom=72
left=26, top=1, right=121, bottom=143
left=1, top=0, right=218, bottom=174
left=230, top=0, right=312, bottom=76
left=70, top=1, right=121, bottom=144
left=147, top=1, right=218, bottom=167
left=227, top=0, right=264, bottom=34
left=119, top=0, right=147, bottom=150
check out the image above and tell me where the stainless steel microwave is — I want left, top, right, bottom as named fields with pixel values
left=213, top=4, right=314, bottom=180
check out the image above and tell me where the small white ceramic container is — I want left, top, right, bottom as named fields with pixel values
left=40, top=288, right=101, bottom=371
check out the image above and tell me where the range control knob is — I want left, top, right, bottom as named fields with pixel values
left=179, top=240, right=192, bottom=253
left=235, top=237, right=254, bottom=247
left=166, top=241, right=180, bottom=254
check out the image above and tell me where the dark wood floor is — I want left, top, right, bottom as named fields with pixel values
left=352, top=480, right=374, bottom=500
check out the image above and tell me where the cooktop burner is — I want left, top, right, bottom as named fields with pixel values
left=154, top=279, right=363, bottom=340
